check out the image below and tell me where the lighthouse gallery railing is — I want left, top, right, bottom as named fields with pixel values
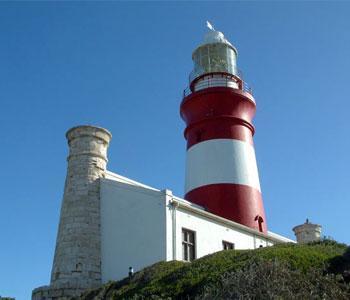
left=183, top=73, right=253, bottom=97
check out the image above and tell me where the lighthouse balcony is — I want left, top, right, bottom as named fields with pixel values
left=183, top=72, right=252, bottom=97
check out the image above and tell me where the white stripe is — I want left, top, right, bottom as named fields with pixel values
left=185, top=139, right=261, bottom=193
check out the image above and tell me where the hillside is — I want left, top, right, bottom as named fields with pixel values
left=78, top=240, right=350, bottom=299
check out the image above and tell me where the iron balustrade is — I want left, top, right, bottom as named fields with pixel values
left=189, top=68, right=244, bottom=84
left=183, top=74, right=253, bottom=97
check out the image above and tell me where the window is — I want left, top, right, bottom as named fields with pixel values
left=182, top=229, right=196, bottom=262
left=222, top=241, right=234, bottom=250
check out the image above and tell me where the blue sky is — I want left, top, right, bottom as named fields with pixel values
left=1, top=2, right=349, bottom=299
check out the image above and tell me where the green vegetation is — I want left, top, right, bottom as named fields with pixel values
left=77, top=240, right=350, bottom=299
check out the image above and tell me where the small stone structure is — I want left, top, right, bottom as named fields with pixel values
left=293, top=219, right=322, bottom=244
left=32, top=125, right=112, bottom=300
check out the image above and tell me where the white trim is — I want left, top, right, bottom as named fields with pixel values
left=105, top=170, right=160, bottom=191
left=101, top=178, right=161, bottom=198
left=267, top=231, right=296, bottom=243
left=170, top=198, right=295, bottom=244
left=172, top=203, right=177, bottom=260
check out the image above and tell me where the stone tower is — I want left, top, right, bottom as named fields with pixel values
left=293, top=219, right=322, bottom=244
left=32, top=125, right=112, bottom=300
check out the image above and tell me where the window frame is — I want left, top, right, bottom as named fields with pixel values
left=182, top=228, right=196, bottom=262
left=222, top=240, right=235, bottom=250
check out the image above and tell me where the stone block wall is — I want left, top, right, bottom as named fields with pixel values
left=293, top=219, right=322, bottom=244
left=32, top=125, right=112, bottom=299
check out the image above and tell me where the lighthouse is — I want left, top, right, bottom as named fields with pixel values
left=31, top=24, right=300, bottom=299
left=180, top=23, right=267, bottom=233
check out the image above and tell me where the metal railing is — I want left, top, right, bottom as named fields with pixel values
left=183, top=74, right=253, bottom=97
left=243, top=81, right=253, bottom=94
left=189, top=68, right=243, bottom=83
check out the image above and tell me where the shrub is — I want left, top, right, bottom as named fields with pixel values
left=79, top=241, right=349, bottom=300
left=327, top=246, right=350, bottom=283
left=198, top=258, right=350, bottom=300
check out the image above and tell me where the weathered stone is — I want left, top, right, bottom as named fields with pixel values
left=32, top=125, right=111, bottom=300
left=293, top=219, right=322, bottom=243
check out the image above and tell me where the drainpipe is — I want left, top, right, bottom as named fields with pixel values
left=171, top=201, right=179, bottom=260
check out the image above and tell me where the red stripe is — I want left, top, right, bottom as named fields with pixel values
left=185, top=183, right=267, bottom=234
left=184, top=116, right=254, bottom=149
left=180, top=87, right=257, bottom=149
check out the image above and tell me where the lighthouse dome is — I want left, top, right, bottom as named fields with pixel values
left=203, top=29, right=234, bottom=48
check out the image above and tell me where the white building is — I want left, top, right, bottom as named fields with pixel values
left=32, top=124, right=295, bottom=300
left=100, top=170, right=294, bottom=282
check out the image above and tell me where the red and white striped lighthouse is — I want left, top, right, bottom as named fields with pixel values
left=181, top=23, right=267, bottom=234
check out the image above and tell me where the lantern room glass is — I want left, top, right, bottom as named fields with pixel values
left=191, top=43, right=238, bottom=82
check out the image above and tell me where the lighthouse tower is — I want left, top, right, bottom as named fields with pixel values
left=180, top=23, right=267, bottom=233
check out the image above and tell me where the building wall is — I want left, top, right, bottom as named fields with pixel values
left=100, top=179, right=167, bottom=282
left=173, top=206, right=271, bottom=260
left=100, top=172, right=294, bottom=281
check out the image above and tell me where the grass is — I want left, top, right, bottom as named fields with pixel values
left=78, top=240, right=349, bottom=299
